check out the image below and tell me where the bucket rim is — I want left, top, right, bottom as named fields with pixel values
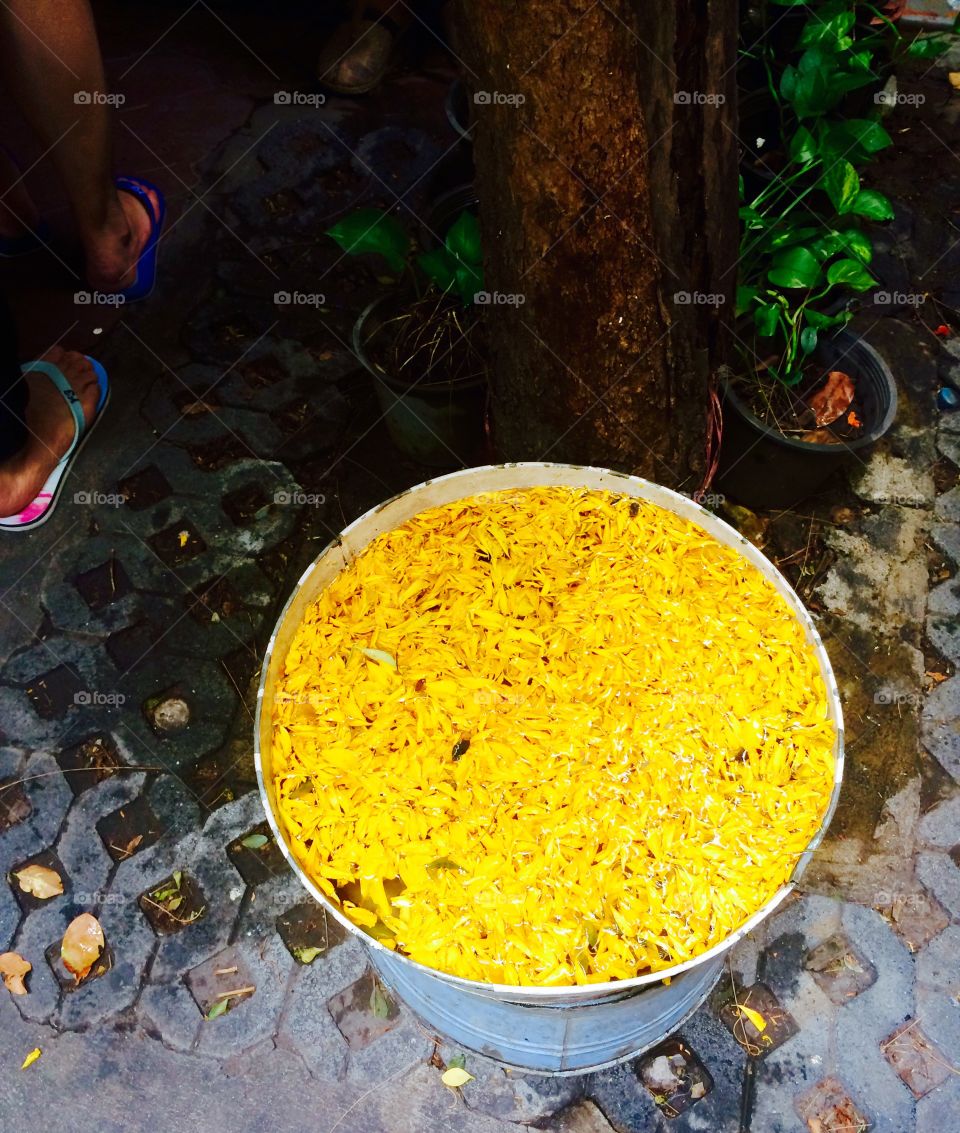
left=254, top=462, right=845, bottom=1001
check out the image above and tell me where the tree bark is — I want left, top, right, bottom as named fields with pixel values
left=454, top=0, right=738, bottom=491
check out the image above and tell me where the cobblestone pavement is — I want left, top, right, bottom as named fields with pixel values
left=1, top=8, right=960, bottom=1133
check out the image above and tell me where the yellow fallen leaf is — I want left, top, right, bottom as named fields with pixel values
left=61, top=913, right=105, bottom=983
left=0, top=952, right=32, bottom=996
left=949, top=72, right=960, bottom=90
left=14, top=864, right=64, bottom=900
left=441, top=1066, right=474, bottom=1088
left=178, top=530, right=189, bottom=548
left=734, top=1004, right=767, bottom=1033
left=21, top=1048, right=41, bottom=1070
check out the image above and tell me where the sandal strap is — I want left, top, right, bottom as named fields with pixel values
left=115, top=176, right=159, bottom=226
left=20, top=361, right=84, bottom=465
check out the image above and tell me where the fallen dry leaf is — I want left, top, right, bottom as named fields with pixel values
left=61, top=913, right=104, bottom=983
left=808, top=370, right=855, bottom=427
left=949, top=72, right=960, bottom=90
left=720, top=501, right=769, bottom=549
left=800, top=428, right=844, bottom=445
left=14, top=864, right=64, bottom=900
left=441, top=1066, right=474, bottom=1089
left=0, top=952, right=31, bottom=996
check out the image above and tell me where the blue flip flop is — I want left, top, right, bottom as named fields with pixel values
left=0, top=220, right=51, bottom=258
left=114, top=175, right=165, bottom=302
left=0, top=356, right=110, bottom=533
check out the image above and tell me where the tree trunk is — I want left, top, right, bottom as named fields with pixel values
left=454, top=1, right=739, bottom=491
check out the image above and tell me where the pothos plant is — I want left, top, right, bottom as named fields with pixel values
left=326, top=206, right=484, bottom=305
left=736, top=1, right=960, bottom=389
left=327, top=206, right=486, bottom=387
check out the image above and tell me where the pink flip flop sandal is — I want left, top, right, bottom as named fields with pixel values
left=0, top=356, right=110, bottom=533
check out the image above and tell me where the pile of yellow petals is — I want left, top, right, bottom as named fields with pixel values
left=272, top=487, right=837, bottom=986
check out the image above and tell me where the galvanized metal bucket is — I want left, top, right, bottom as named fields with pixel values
left=255, top=463, right=844, bottom=1074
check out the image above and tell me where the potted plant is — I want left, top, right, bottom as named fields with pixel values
left=718, top=6, right=905, bottom=508
left=327, top=207, right=487, bottom=468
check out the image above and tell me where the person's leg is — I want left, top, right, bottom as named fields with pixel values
left=0, top=293, right=101, bottom=516
left=0, top=147, right=41, bottom=241
left=0, top=294, right=27, bottom=461
left=0, top=0, right=159, bottom=290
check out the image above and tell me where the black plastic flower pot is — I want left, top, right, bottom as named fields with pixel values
left=352, top=294, right=487, bottom=469
left=714, top=330, right=897, bottom=510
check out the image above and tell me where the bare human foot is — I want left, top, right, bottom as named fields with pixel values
left=0, top=347, right=100, bottom=518
left=0, top=148, right=41, bottom=241
left=82, top=181, right=160, bottom=292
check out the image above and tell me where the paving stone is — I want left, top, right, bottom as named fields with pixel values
left=918, top=793, right=960, bottom=848
left=876, top=886, right=951, bottom=953
left=345, top=1003, right=436, bottom=1087
left=328, top=969, right=400, bottom=1050
left=56, top=890, right=156, bottom=1031
left=57, top=776, right=145, bottom=904
left=794, top=1077, right=872, bottom=1133
left=275, top=962, right=351, bottom=1081
left=0, top=876, right=20, bottom=952
left=916, top=923, right=960, bottom=991
left=882, top=1018, right=955, bottom=1099
left=193, top=932, right=295, bottom=1058
left=915, top=1072, right=960, bottom=1133
left=915, top=985, right=960, bottom=1067
left=442, top=1042, right=581, bottom=1125
left=916, top=851, right=960, bottom=921
left=549, top=1099, right=617, bottom=1133
left=137, top=977, right=201, bottom=1053
left=186, top=943, right=256, bottom=1019
left=804, top=933, right=878, bottom=1005
left=9, top=902, right=72, bottom=1024
left=586, top=1060, right=662, bottom=1133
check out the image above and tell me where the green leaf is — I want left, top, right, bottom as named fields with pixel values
left=739, top=205, right=764, bottom=226
left=292, top=945, right=323, bottom=965
left=736, top=285, right=760, bottom=317
left=768, top=246, right=821, bottom=289
left=838, top=228, right=873, bottom=264
left=241, top=833, right=269, bottom=850
left=826, top=258, right=876, bottom=291
left=206, top=999, right=228, bottom=1020
left=455, top=262, right=484, bottom=306
left=370, top=983, right=391, bottom=1019
left=326, top=209, right=408, bottom=273
left=804, top=309, right=846, bottom=329
left=798, top=5, right=854, bottom=50
left=789, top=126, right=817, bottom=164
left=172, top=870, right=182, bottom=889
left=448, top=1054, right=467, bottom=1072
left=768, top=225, right=819, bottom=252
left=445, top=210, right=482, bottom=265
left=416, top=246, right=459, bottom=294
left=850, top=189, right=894, bottom=221
left=822, top=160, right=860, bottom=214
left=907, top=34, right=950, bottom=59
left=754, top=304, right=781, bottom=337
left=800, top=326, right=818, bottom=355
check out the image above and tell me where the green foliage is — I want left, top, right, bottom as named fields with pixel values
left=326, top=207, right=483, bottom=306
left=732, top=0, right=943, bottom=387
